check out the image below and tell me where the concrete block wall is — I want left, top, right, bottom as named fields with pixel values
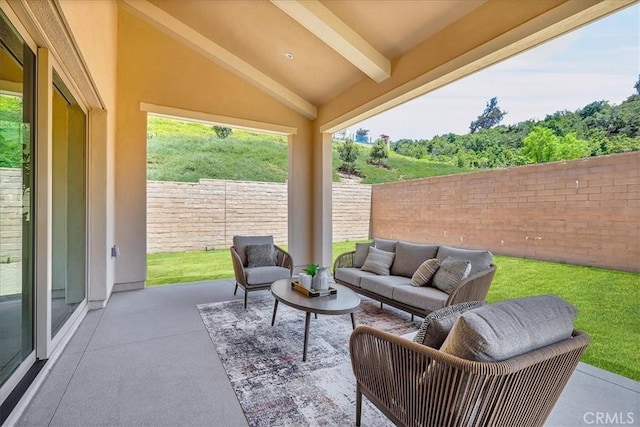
left=0, top=168, right=22, bottom=262
left=146, top=179, right=372, bottom=253
left=371, top=152, right=639, bottom=272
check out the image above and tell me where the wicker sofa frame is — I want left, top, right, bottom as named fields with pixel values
left=333, top=250, right=496, bottom=318
left=350, top=325, right=589, bottom=427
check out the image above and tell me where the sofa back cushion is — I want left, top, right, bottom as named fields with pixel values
left=436, top=245, right=493, bottom=275
left=391, top=241, right=439, bottom=277
left=374, top=238, right=397, bottom=253
left=233, top=235, right=274, bottom=267
left=353, top=242, right=373, bottom=268
left=440, top=295, right=578, bottom=362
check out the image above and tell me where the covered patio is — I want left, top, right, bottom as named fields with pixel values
left=15, top=280, right=639, bottom=426
left=1, top=0, right=638, bottom=424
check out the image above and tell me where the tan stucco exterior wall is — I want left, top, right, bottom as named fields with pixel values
left=58, top=0, right=118, bottom=305
left=114, top=8, right=315, bottom=287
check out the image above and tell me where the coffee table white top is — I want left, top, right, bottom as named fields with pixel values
left=271, top=279, right=360, bottom=315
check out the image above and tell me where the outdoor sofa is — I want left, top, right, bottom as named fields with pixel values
left=333, top=238, right=496, bottom=318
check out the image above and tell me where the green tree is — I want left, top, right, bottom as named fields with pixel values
left=368, top=139, right=389, bottom=166
left=634, top=74, right=640, bottom=95
left=522, top=126, right=558, bottom=163
left=469, top=97, right=507, bottom=133
left=337, top=138, right=360, bottom=177
left=555, top=133, right=590, bottom=160
left=213, top=126, right=232, bottom=139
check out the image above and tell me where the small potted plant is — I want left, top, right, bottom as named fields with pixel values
left=299, top=263, right=318, bottom=289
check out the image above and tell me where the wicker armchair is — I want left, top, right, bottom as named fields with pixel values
left=350, top=325, right=589, bottom=427
left=230, top=235, right=293, bottom=308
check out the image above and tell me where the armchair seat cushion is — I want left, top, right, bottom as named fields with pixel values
left=245, top=266, right=291, bottom=285
left=392, top=285, right=448, bottom=313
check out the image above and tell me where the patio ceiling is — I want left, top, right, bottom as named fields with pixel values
left=120, top=0, right=634, bottom=122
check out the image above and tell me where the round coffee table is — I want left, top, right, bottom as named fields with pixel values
left=270, top=278, right=361, bottom=361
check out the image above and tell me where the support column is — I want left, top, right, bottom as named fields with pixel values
left=313, top=132, right=333, bottom=267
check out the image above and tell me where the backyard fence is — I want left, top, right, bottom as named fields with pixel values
left=370, top=152, right=639, bottom=272
left=0, top=168, right=22, bottom=262
left=146, top=179, right=372, bottom=253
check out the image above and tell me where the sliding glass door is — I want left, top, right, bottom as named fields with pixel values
left=0, top=8, right=35, bottom=389
left=51, top=70, right=86, bottom=338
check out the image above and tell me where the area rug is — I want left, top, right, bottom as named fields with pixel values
left=197, top=295, right=421, bottom=427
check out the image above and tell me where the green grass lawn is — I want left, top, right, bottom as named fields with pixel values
left=147, top=243, right=639, bottom=381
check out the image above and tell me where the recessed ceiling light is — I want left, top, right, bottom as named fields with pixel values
left=285, top=52, right=294, bottom=60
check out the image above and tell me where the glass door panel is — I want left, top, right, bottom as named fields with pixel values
left=50, top=70, right=86, bottom=337
left=0, top=9, right=35, bottom=387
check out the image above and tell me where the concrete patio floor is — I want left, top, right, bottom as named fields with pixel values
left=13, top=279, right=639, bottom=427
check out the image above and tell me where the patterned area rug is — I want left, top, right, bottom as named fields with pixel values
left=197, top=294, right=421, bottom=427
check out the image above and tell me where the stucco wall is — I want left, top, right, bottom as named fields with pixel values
left=115, top=8, right=314, bottom=287
left=146, top=180, right=371, bottom=253
left=59, top=0, right=118, bottom=303
left=371, top=152, right=640, bottom=272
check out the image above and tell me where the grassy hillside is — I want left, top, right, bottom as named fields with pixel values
left=147, top=116, right=466, bottom=184
left=147, top=118, right=289, bottom=183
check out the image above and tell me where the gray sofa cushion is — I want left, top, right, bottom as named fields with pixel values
left=334, top=267, right=379, bottom=288
left=374, top=238, right=397, bottom=253
left=413, top=301, right=485, bottom=348
left=411, top=258, right=441, bottom=287
left=353, top=242, right=373, bottom=268
left=360, top=275, right=412, bottom=299
left=432, top=257, right=472, bottom=294
left=436, top=245, right=493, bottom=275
left=440, top=295, right=578, bottom=362
left=246, top=244, right=276, bottom=267
left=245, top=266, right=291, bottom=285
left=361, top=247, right=395, bottom=276
left=391, top=241, right=439, bottom=277
left=392, top=285, right=449, bottom=313
left=233, top=235, right=274, bottom=267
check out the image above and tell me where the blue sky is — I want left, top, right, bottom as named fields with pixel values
left=350, top=4, right=640, bottom=141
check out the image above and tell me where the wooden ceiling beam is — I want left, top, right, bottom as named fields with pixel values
left=120, top=0, right=317, bottom=119
left=271, top=0, right=391, bottom=83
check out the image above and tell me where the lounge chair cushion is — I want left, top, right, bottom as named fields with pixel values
left=432, top=257, right=472, bottom=294
left=436, top=246, right=493, bottom=275
left=413, top=301, right=485, bottom=348
left=245, top=244, right=276, bottom=267
left=411, top=258, right=441, bottom=287
left=440, top=294, right=578, bottom=362
left=391, top=241, right=439, bottom=277
left=361, top=247, right=395, bottom=276
left=245, top=266, right=291, bottom=285
left=374, top=238, right=397, bottom=253
left=353, top=242, right=373, bottom=268
left=233, top=235, right=274, bottom=267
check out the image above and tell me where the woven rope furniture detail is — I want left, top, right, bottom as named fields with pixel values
left=350, top=325, right=589, bottom=427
